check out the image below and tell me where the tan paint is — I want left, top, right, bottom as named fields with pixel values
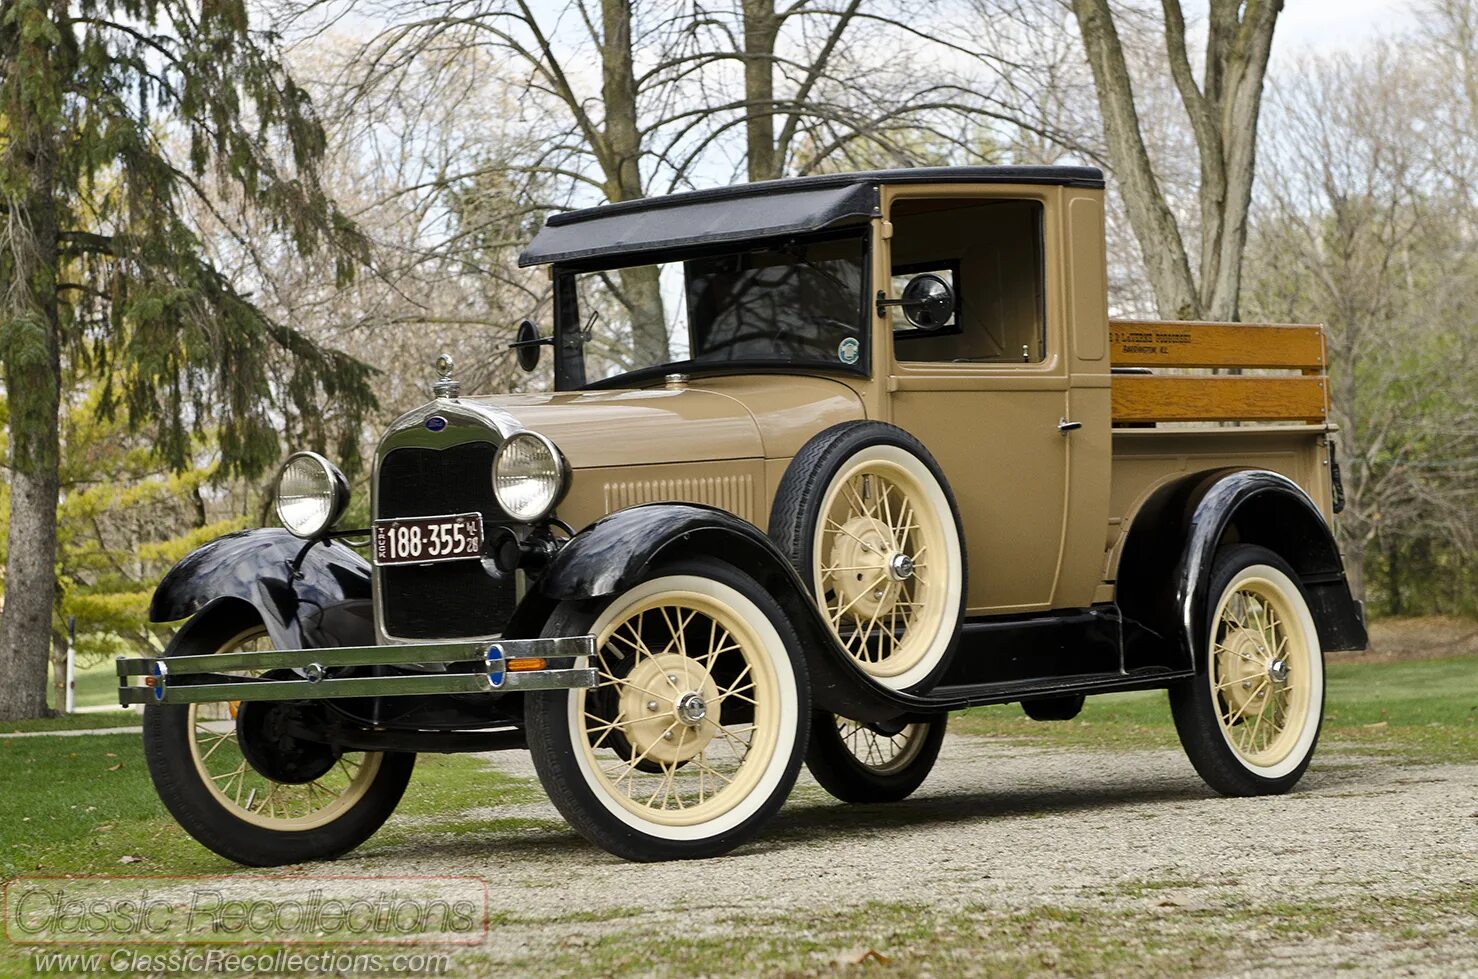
left=560, top=459, right=768, bottom=532
left=504, top=376, right=864, bottom=533
left=1058, top=189, right=1114, bottom=609
left=880, top=184, right=1072, bottom=613
left=683, top=375, right=866, bottom=459
left=481, top=389, right=762, bottom=468
left=1103, top=425, right=1331, bottom=581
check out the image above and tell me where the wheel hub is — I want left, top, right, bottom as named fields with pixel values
left=829, top=516, right=908, bottom=620
left=234, top=698, right=338, bottom=785
left=1267, top=658, right=1290, bottom=684
left=616, top=652, right=719, bottom=765
left=675, top=691, right=708, bottom=726
left=1219, top=630, right=1271, bottom=716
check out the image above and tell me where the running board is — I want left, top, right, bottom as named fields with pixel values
left=903, top=667, right=1189, bottom=714
left=117, top=636, right=597, bottom=706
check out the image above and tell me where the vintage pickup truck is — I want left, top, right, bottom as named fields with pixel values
left=121, top=165, right=1365, bottom=864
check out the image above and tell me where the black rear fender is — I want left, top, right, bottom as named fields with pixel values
left=1116, top=468, right=1367, bottom=671
left=149, top=529, right=373, bottom=651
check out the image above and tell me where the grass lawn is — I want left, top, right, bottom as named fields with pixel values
left=952, top=654, right=1478, bottom=763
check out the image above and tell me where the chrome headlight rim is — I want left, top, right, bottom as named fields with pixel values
left=492, top=431, right=570, bottom=523
left=275, top=450, right=351, bottom=539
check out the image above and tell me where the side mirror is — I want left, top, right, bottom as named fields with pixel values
left=508, top=320, right=545, bottom=372
left=899, top=273, right=955, bottom=330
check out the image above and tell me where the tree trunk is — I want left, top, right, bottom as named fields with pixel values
left=0, top=9, right=64, bottom=720
left=1074, top=0, right=1281, bottom=322
left=742, top=0, right=781, bottom=182
left=1072, top=0, right=1200, bottom=320
left=1199, top=0, right=1280, bottom=322
left=599, top=0, right=667, bottom=364
left=1384, top=539, right=1402, bottom=616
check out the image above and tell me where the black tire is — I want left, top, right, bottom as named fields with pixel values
left=806, top=712, right=947, bottom=803
left=142, top=608, right=415, bottom=866
left=525, top=558, right=811, bottom=861
left=1169, top=544, right=1326, bottom=797
left=769, top=421, right=966, bottom=693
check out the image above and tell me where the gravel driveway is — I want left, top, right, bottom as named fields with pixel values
left=331, top=734, right=1478, bottom=977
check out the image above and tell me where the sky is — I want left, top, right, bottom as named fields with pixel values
left=1270, top=0, right=1420, bottom=54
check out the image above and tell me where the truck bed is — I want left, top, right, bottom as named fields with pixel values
left=1103, top=319, right=1335, bottom=582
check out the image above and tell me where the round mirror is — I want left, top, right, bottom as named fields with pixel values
left=513, top=319, right=541, bottom=372
left=900, top=273, right=955, bottom=330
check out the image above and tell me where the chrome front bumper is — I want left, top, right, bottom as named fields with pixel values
left=116, top=636, right=597, bottom=706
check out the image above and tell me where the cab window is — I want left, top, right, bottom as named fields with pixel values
left=889, top=198, right=1046, bottom=364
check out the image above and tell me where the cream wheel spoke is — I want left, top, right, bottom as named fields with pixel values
left=188, top=625, right=382, bottom=830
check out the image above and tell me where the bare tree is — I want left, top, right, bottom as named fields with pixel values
left=739, top=0, right=864, bottom=180
left=1071, top=0, right=1281, bottom=321
left=1246, top=47, right=1477, bottom=605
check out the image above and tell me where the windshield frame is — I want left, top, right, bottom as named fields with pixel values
left=551, top=228, right=873, bottom=391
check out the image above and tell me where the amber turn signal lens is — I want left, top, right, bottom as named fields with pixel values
left=506, top=657, right=547, bottom=672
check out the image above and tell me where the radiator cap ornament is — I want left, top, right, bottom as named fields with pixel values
left=433, top=353, right=460, bottom=399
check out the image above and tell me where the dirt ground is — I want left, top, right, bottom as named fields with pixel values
left=338, top=736, right=1478, bottom=977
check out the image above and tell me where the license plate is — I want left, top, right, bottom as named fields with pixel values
left=372, top=512, right=484, bottom=566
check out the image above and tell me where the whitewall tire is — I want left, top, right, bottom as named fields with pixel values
left=1170, top=544, right=1325, bottom=795
left=525, top=559, right=810, bottom=861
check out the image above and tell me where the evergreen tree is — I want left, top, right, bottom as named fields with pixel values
left=0, top=1, right=376, bottom=721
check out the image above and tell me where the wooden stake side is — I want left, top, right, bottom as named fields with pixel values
left=1112, top=375, right=1328, bottom=424
left=1109, top=320, right=1325, bottom=372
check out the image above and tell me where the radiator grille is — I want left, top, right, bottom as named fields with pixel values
left=602, top=474, right=754, bottom=521
left=375, top=441, right=515, bottom=639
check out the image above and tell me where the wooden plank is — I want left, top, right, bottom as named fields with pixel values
left=1112, top=375, right=1328, bottom=423
left=1109, top=319, right=1325, bottom=371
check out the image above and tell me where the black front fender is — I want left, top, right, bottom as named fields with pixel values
left=150, top=528, right=373, bottom=651
left=1117, top=468, right=1367, bottom=670
left=535, top=503, right=911, bottom=721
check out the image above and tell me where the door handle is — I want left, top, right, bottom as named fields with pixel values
left=1058, top=418, right=1082, bottom=434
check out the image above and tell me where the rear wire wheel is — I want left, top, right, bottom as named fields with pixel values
left=806, top=712, right=947, bottom=803
left=1170, top=544, right=1325, bottom=796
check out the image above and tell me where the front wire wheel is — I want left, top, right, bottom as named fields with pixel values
left=806, top=712, right=947, bottom=803
left=142, top=613, right=415, bottom=866
left=526, top=561, right=809, bottom=861
left=1170, top=544, right=1325, bottom=795
left=188, top=627, right=382, bottom=829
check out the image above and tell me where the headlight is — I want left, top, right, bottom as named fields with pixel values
left=275, top=451, right=350, bottom=538
left=493, top=432, right=569, bottom=522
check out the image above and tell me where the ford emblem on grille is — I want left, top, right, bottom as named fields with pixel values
left=426, top=415, right=447, bottom=432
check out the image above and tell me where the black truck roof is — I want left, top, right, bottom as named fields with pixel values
left=518, top=165, right=1104, bottom=268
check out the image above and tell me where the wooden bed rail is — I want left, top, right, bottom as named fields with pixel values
left=1109, top=319, right=1329, bottom=425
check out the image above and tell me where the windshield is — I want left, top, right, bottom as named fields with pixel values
left=553, top=234, right=868, bottom=389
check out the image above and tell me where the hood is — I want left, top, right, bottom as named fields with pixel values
left=465, top=387, right=764, bottom=468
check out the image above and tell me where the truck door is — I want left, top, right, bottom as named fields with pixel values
left=881, top=191, right=1071, bottom=615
